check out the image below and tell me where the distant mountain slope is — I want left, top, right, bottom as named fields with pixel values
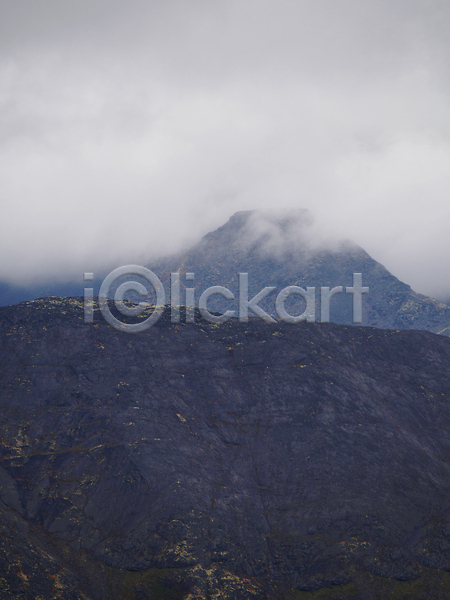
left=2, top=299, right=450, bottom=597
left=149, top=210, right=450, bottom=335
left=0, top=279, right=89, bottom=307
left=2, top=210, right=450, bottom=337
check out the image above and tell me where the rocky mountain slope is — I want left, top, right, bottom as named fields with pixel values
left=2, top=298, right=450, bottom=598
left=149, top=210, right=450, bottom=336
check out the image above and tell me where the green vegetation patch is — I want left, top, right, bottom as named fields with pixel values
left=286, top=567, right=450, bottom=600
left=117, top=567, right=186, bottom=600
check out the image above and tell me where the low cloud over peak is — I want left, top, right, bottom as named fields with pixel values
left=1, top=1, right=450, bottom=300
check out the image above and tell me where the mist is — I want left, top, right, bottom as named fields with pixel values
left=1, top=0, right=450, bottom=300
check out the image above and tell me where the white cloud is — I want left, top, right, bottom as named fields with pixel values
left=0, top=0, right=449, bottom=298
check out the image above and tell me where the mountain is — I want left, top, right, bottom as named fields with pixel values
left=148, top=210, right=450, bottom=336
left=1, top=210, right=449, bottom=338
left=2, top=298, right=450, bottom=598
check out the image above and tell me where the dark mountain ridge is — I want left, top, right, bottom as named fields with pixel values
left=2, top=297, right=450, bottom=598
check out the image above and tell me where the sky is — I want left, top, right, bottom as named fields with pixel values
left=1, top=0, right=450, bottom=300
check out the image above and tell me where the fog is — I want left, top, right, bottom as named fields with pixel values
left=1, top=0, right=450, bottom=300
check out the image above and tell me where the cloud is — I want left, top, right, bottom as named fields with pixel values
left=1, top=0, right=450, bottom=299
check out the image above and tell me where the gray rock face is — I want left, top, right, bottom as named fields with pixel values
left=2, top=297, right=450, bottom=598
left=149, top=210, right=450, bottom=336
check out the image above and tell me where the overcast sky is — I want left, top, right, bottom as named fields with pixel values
left=1, top=0, right=450, bottom=299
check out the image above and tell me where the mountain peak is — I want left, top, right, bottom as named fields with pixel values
left=200, top=208, right=332, bottom=260
left=149, top=210, right=450, bottom=334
